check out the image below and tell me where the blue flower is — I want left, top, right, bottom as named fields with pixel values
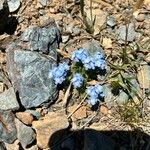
left=49, top=62, right=69, bottom=85
left=86, top=84, right=104, bottom=105
left=71, top=73, right=84, bottom=88
left=71, top=48, right=88, bottom=62
left=82, top=56, right=95, bottom=70
left=93, top=52, right=106, bottom=70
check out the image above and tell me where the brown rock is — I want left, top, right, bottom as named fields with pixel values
left=32, top=111, right=69, bottom=149
left=16, top=112, right=34, bottom=125
left=100, top=105, right=108, bottom=115
left=68, top=105, right=87, bottom=121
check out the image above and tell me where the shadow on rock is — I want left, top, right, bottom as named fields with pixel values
left=0, top=5, right=18, bottom=35
left=49, top=128, right=150, bottom=150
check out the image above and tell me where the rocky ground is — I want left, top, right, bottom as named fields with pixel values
left=0, top=0, right=150, bottom=150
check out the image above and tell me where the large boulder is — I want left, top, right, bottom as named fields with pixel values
left=6, top=22, right=60, bottom=108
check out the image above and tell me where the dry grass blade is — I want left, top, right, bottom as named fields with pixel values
left=67, top=94, right=87, bottom=119
left=63, top=83, right=72, bottom=107
left=56, top=49, right=71, bottom=58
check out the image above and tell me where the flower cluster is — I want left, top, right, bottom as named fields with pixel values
left=49, top=62, right=69, bottom=84
left=86, top=84, right=104, bottom=105
left=71, top=73, right=84, bottom=88
left=71, top=48, right=106, bottom=70
left=49, top=47, right=106, bottom=106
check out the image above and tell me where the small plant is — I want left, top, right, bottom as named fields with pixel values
left=117, top=101, right=141, bottom=126
left=49, top=48, right=106, bottom=105
left=80, top=0, right=95, bottom=34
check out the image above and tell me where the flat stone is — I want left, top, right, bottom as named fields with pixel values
left=0, top=87, right=19, bottom=111
left=6, top=44, right=57, bottom=108
left=0, top=110, right=17, bottom=143
left=16, top=112, right=34, bottom=125
left=32, top=111, right=69, bottom=149
left=84, top=129, right=115, bottom=150
left=7, top=0, right=21, bottom=12
left=15, top=118, right=35, bottom=148
left=116, top=23, right=137, bottom=43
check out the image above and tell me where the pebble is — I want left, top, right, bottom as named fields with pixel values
left=0, top=87, right=19, bottom=111
left=107, top=16, right=116, bottom=27
left=72, top=26, right=81, bottom=36
left=39, top=0, right=48, bottom=7
left=15, top=118, right=36, bottom=148
left=7, top=0, right=21, bottom=12
left=16, top=112, right=34, bottom=125
left=116, top=23, right=137, bottom=43
left=136, top=14, right=145, bottom=22
left=32, top=111, right=69, bottom=149
left=62, top=35, right=70, bottom=43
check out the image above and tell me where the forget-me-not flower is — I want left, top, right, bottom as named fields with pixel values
left=86, top=84, right=104, bottom=105
left=93, top=52, right=106, bottom=70
left=71, top=73, right=84, bottom=88
left=71, top=48, right=88, bottom=63
left=49, top=62, right=69, bottom=85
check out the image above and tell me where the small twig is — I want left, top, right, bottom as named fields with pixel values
left=63, top=83, right=72, bottom=108
left=80, top=112, right=97, bottom=129
left=67, top=94, right=87, bottom=119
left=56, top=49, right=71, bottom=58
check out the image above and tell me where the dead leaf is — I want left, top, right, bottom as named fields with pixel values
left=102, top=38, right=112, bottom=49
left=137, top=65, right=150, bottom=89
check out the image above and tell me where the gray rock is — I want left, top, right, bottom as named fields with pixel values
left=103, top=84, right=129, bottom=107
left=107, top=16, right=116, bottom=27
left=0, top=110, right=17, bottom=143
left=21, top=25, right=60, bottom=55
left=0, top=142, right=6, bottom=150
left=7, top=48, right=57, bottom=108
left=15, top=118, right=35, bottom=148
left=116, top=90, right=129, bottom=105
left=83, top=40, right=104, bottom=56
left=7, top=0, right=21, bottom=12
left=103, top=84, right=114, bottom=108
left=116, top=23, right=136, bottom=43
left=62, top=35, right=69, bottom=43
left=0, top=87, right=19, bottom=111
left=6, top=24, right=59, bottom=108
left=72, top=26, right=81, bottom=36
left=84, top=129, right=115, bottom=150
left=39, top=0, right=49, bottom=6
left=25, top=110, right=41, bottom=119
